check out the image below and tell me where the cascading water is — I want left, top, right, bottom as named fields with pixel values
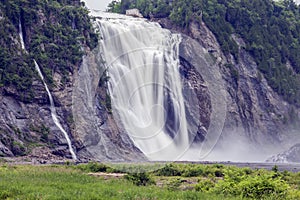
left=97, top=13, right=190, bottom=160
left=18, top=19, right=26, bottom=51
left=19, top=20, right=77, bottom=160
left=33, top=61, right=77, bottom=160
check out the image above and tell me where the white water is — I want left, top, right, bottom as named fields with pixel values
left=18, top=19, right=26, bottom=51
left=19, top=21, right=77, bottom=160
left=98, top=14, right=190, bottom=160
left=33, top=61, right=77, bottom=160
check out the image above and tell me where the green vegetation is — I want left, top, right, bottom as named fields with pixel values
left=2, top=162, right=300, bottom=199
left=76, top=162, right=110, bottom=173
left=0, top=0, right=98, bottom=101
left=109, top=0, right=300, bottom=107
left=29, top=124, right=50, bottom=143
left=0, top=127, right=29, bottom=156
left=124, top=172, right=155, bottom=186
left=0, top=164, right=241, bottom=200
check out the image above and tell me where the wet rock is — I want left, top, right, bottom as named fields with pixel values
left=52, top=146, right=71, bottom=158
left=157, top=18, right=299, bottom=157
left=0, top=141, right=13, bottom=157
left=267, top=144, right=300, bottom=163
left=72, top=48, right=146, bottom=161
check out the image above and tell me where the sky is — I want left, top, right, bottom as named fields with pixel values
left=83, top=0, right=113, bottom=11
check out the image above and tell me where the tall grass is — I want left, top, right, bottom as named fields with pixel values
left=1, top=163, right=300, bottom=199
left=0, top=164, right=240, bottom=200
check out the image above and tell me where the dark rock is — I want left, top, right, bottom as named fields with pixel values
left=0, top=141, right=14, bottom=157
left=52, top=146, right=71, bottom=158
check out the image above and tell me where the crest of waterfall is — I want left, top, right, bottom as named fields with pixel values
left=97, top=13, right=191, bottom=161
left=18, top=20, right=77, bottom=160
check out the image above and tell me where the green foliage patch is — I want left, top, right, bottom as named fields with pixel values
left=0, top=0, right=98, bottom=99
left=124, top=172, right=155, bottom=186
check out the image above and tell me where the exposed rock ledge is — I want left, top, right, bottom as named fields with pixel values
left=267, top=144, right=300, bottom=163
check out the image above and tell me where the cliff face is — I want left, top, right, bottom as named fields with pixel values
left=0, top=78, right=74, bottom=160
left=0, top=0, right=97, bottom=161
left=158, top=18, right=300, bottom=160
left=72, top=47, right=145, bottom=161
left=72, top=15, right=300, bottom=161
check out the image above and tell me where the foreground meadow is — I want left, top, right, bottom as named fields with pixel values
left=1, top=162, right=300, bottom=199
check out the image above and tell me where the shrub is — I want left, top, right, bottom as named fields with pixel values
left=212, top=179, right=239, bottom=196
left=155, top=164, right=181, bottom=176
left=167, top=178, right=182, bottom=191
left=212, top=171, right=290, bottom=199
left=182, top=166, right=203, bottom=177
left=238, top=175, right=289, bottom=199
left=77, top=162, right=110, bottom=173
left=272, top=165, right=279, bottom=173
left=214, top=169, right=224, bottom=178
left=242, top=167, right=253, bottom=175
left=195, top=179, right=215, bottom=192
left=0, top=190, right=11, bottom=199
left=124, top=172, right=155, bottom=186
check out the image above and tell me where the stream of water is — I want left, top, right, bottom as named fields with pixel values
left=19, top=20, right=77, bottom=160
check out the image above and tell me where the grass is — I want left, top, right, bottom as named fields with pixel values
left=0, top=164, right=240, bottom=200
left=0, top=163, right=300, bottom=199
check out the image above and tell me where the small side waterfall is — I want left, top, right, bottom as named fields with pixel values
left=33, top=61, right=77, bottom=160
left=19, top=20, right=77, bottom=160
left=18, top=19, right=26, bottom=51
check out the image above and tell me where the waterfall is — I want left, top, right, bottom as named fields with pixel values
left=33, top=61, right=77, bottom=160
left=97, top=13, right=190, bottom=161
left=19, top=20, right=77, bottom=160
left=18, top=19, right=26, bottom=51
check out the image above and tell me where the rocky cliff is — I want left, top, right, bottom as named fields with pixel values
left=0, top=1, right=144, bottom=162
left=0, top=0, right=92, bottom=161
left=157, top=18, right=300, bottom=161
left=72, top=47, right=145, bottom=161
left=0, top=1, right=299, bottom=162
